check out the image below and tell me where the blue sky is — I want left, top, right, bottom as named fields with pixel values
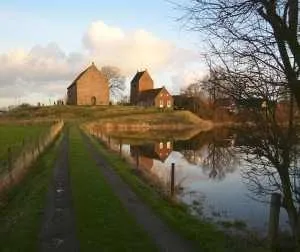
left=0, top=0, right=207, bottom=106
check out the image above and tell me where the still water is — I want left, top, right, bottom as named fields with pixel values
left=91, top=127, right=300, bottom=237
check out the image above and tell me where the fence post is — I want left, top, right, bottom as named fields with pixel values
left=7, top=147, right=13, bottom=184
left=136, top=150, right=139, bottom=169
left=119, top=139, right=122, bottom=156
left=22, top=149, right=26, bottom=169
left=32, top=137, right=35, bottom=158
left=268, top=193, right=281, bottom=251
left=21, top=137, right=25, bottom=168
left=37, top=137, right=40, bottom=154
left=171, top=163, right=175, bottom=197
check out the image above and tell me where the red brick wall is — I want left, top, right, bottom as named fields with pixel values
left=130, top=71, right=154, bottom=105
left=139, top=156, right=154, bottom=170
left=154, top=89, right=174, bottom=108
left=154, top=141, right=172, bottom=162
left=76, top=66, right=109, bottom=105
left=138, top=71, right=153, bottom=92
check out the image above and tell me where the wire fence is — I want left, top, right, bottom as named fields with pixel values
left=0, top=120, right=64, bottom=193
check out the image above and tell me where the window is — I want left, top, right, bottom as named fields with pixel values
left=167, top=100, right=171, bottom=108
left=167, top=141, right=171, bottom=149
left=159, top=142, right=163, bottom=149
left=159, top=100, right=163, bottom=108
left=167, top=141, right=171, bottom=150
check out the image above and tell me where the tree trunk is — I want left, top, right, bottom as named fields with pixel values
left=278, top=166, right=300, bottom=244
left=290, top=80, right=300, bottom=109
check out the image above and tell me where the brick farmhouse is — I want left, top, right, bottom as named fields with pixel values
left=130, top=70, right=173, bottom=108
left=67, top=63, right=109, bottom=105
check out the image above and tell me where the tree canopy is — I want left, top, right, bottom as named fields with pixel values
left=178, top=0, right=300, bottom=107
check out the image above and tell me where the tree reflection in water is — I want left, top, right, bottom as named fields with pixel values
left=178, top=129, right=238, bottom=180
left=236, top=108, right=300, bottom=247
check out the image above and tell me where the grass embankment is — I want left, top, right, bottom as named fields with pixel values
left=5, top=105, right=160, bottom=121
left=69, top=127, right=157, bottom=251
left=4, top=105, right=212, bottom=129
left=87, top=133, right=267, bottom=252
left=0, top=132, right=63, bottom=251
left=98, top=110, right=203, bottom=125
left=0, top=123, right=50, bottom=173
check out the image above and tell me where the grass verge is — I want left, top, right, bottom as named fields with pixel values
left=0, top=131, right=63, bottom=252
left=69, top=127, right=157, bottom=251
left=87, top=132, right=267, bottom=252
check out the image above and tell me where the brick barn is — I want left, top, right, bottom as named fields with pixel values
left=67, top=62, right=109, bottom=105
left=130, top=70, right=173, bottom=108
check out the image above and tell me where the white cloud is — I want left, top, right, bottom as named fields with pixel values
left=83, top=21, right=125, bottom=45
left=0, top=43, right=87, bottom=106
left=171, top=66, right=209, bottom=93
left=0, top=20, right=204, bottom=106
left=83, top=21, right=177, bottom=74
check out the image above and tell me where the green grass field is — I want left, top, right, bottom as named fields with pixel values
left=0, top=123, right=51, bottom=173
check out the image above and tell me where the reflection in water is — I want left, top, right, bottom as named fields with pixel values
left=174, top=130, right=238, bottom=180
left=236, top=120, right=300, bottom=246
left=130, top=141, right=173, bottom=169
left=90, top=121, right=300, bottom=247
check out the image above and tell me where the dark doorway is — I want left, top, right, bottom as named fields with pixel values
left=91, top=96, right=96, bottom=105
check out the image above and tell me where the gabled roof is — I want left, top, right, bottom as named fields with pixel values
left=67, top=62, right=99, bottom=89
left=131, top=70, right=146, bottom=83
left=137, top=88, right=163, bottom=102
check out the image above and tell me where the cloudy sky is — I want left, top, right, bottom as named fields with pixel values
left=0, top=0, right=207, bottom=107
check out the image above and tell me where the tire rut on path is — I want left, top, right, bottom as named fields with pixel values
left=39, top=130, right=79, bottom=252
left=81, top=131, right=195, bottom=252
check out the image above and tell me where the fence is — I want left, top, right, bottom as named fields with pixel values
left=85, top=125, right=182, bottom=198
left=0, top=120, right=64, bottom=193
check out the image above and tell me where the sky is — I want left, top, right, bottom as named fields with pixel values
left=0, top=0, right=208, bottom=107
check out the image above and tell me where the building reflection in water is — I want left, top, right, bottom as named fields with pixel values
left=130, top=141, right=173, bottom=170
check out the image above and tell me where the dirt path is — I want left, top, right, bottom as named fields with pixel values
left=81, top=131, right=195, bottom=252
left=39, top=130, right=79, bottom=252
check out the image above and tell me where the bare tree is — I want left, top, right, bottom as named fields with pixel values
left=177, top=0, right=300, bottom=107
left=181, top=79, right=207, bottom=99
left=101, top=66, right=125, bottom=99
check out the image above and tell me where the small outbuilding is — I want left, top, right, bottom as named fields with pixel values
left=137, top=87, right=173, bottom=108
left=67, top=62, right=109, bottom=105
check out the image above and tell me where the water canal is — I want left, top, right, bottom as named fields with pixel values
left=90, top=126, right=300, bottom=240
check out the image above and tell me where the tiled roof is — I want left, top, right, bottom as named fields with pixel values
left=137, top=88, right=163, bottom=102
